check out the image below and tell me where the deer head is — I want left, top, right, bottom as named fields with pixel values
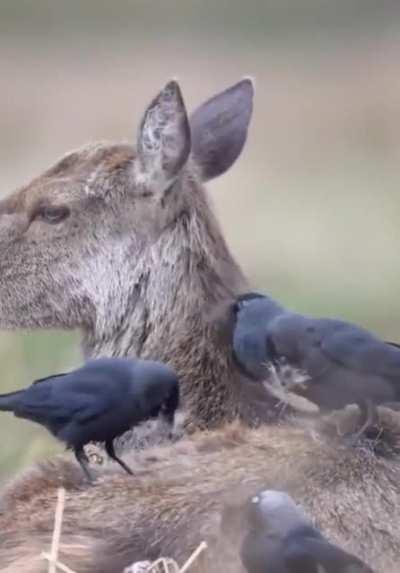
left=0, top=79, right=253, bottom=337
left=0, top=78, right=264, bottom=429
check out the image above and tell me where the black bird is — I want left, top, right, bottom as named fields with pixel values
left=0, top=357, right=179, bottom=481
left=240, top=489, right=374, bottom=573
left=232, top=291, right=400, bottom=438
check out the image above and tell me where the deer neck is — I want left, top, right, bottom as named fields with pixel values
left=81, top=198, right=251, bottom=425
left=81, top=192, right=284, bottom=428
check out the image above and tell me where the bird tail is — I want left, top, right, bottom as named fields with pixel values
left=0, top=390, right=24, bottom=412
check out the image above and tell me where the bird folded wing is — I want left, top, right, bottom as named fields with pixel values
left=285, top=536, right=374, bottom=573
left=32, top=372, right=69, bottom=385
left=321, top=326, right=400, bottom=378
left=73, top=393, right=110, bottom=424
left=16, top=390, right=108, bottom=426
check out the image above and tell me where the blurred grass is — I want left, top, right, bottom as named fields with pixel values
left=0, top=331, right=80, bottom=479
left=0, top=0, right=399, bottom=478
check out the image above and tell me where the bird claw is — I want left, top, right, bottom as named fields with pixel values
left=85, top=444, right=104, bottom=465
left=344, top=424, right=377, bottom=448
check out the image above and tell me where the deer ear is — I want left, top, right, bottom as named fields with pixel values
left=136, top=80, right=191, bottom=192
left=190, top=78, right=254, bottom=182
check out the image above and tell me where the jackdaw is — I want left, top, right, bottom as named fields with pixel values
left=240, top=489, right=374, bottom=573
left=0, top=357, right=179, bottom=481
left=232, top=291, right=400, bottom=438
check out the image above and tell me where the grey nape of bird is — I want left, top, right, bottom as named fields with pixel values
left=0, top=357, right=179, bottom=482
left=240, top=489, right=375, bottom=573
left=232, top=291, right=400, bottom=439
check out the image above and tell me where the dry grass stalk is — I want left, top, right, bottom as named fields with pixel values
left=41, top=553, right=77, bottom=573
left=146, top=557, right=180, bottom=572
left=179, top=542, right=208, bottom=573
left=49, top=487, right=66, bottom=573
left=125, top=542, right=208, bottom=573
left=40, top=487, right=77, bottom=573
left=41, top=486, right=207, bottom=573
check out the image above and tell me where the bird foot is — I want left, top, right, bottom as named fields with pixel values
left=85, top=444, right=104, bottom=466
left=75, top=447, right=97, bottom=484
left=345, top=420, right=381, bottom=448
left=344, top=401, right=380, bottom=447
left=345, top=431, right=367, bottom=448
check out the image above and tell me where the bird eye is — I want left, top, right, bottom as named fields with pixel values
left=34, top=205, right=70, bottom=224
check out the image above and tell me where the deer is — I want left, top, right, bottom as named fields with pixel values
left=0, top=79, right=399, bottom=572
left=0, top=77, right=281, bottom=445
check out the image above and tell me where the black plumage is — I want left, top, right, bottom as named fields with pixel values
left=0, top=357, right=179, bottom=481
left=232, top=291, right=400, bottom=436
left=240, top=489, right=374, bottom=573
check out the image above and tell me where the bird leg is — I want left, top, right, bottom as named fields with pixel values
left=105, top=440, right=134, bottom=475
left=359, top=399, right=378, bottom=430
left=348, top=399, right=379, bottom=445
left=74, top=447, right=95, bottom=484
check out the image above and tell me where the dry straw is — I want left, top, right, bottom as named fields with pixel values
left=41, top=487, right=208, bottom=573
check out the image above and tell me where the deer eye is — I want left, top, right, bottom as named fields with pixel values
left=34, top=205, right=70, bottom=224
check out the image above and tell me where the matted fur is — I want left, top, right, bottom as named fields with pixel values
left=1, top=407, right=400, bottom=572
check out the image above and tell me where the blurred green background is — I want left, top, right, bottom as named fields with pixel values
left=0, top=0, right=399, bottom=478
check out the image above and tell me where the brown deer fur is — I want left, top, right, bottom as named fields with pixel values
left=1, top=407, right=400, bottom=572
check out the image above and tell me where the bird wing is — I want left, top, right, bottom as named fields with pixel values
left=284, top=539, right=320, bottom=573
left=285, top=536, right=374, bottom=573
left=32, top=373, right=70, bottom=385
left=318, top=320, right=400, bottom=379
left=15, top=382, right=110, bottom=427
left=71, top=393, right=111, bottom=424
left=42, top=383, right=112, bottom=424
